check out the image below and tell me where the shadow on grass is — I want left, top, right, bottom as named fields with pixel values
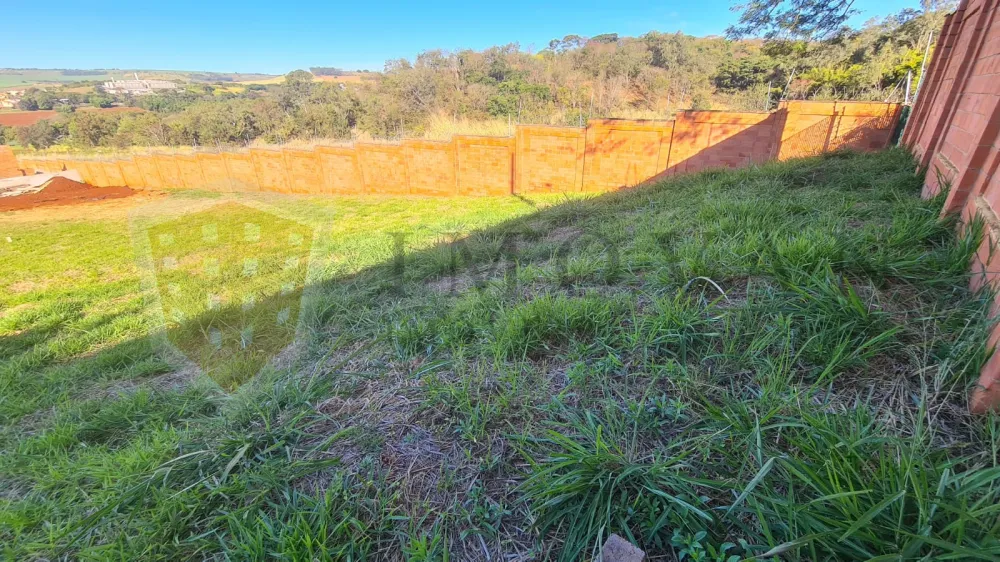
left=56, top=146, right=980, bottom=404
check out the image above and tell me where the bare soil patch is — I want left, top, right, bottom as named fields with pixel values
left=0, top=110, right=59, bottom=127
left=0, top=177, right=134, bottom=212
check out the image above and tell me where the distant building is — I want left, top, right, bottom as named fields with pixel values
left=103, top=73, right=178, bottom=95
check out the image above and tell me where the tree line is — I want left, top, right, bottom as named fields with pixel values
left=2, top=3, right=948, bottom=151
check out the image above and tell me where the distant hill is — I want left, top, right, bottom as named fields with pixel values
left=0, top=69, right=279, bottom=88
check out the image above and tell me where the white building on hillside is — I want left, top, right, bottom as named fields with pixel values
left=103, top=74, right=178, bottom=95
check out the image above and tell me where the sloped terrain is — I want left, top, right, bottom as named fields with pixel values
left=1, top=149, right=998, bottom=560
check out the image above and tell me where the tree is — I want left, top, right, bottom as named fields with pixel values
left=486, top=78, right=550, bottom=117
left=113, top=112, right=172, bottom=147
left=280, top=70, right=316, bottom=109
left=310, top=67, right=346, bottom=76
left=69, top=111, right=121, bottom=147
left=284, top=70, right=314, bottom=88
left=17, top=120, right=62, bottom=148
left=727, top=0, right=858, bottom=40
left=548, top=35, right=588, bottom=53
left=590, top=33, right=620, bottom=44
left=17, top=97, right=39, bottom=111
left=16, top=88, right=57, bottom=111
left=0, top=125, right=16, bottom=145
left=715, top=55, right=780, bottom=90
left=88, top=94, right=115, bottom=108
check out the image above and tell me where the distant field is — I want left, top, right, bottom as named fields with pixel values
left=0, top=110, right=59, bottom=126
left=0, top=70, right=116, bottom=88
left=238, top=74, right=370, bottom=85
left=314, top=74, right=367, bottom=84
left=235, top=76, right=286, bottom=85
left=0, top=106, right=143, bottom=127
left=0, top=69, right=279, bottom=88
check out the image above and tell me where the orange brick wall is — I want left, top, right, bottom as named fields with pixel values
left=225, top=153, right=258, bottom=192
left=16, top=101, right=898, bottom=200
left=119, top=159, right=145, bottom=188
left=780, top=101, right=902, bottom=160
left=667, top=111, right=779, bottom=175
left=516, top=126, right=586, bottom=193
left=136, top=155, right=164, bottom=189
left=456, top=136, right=514, bottom=195
left=155, top=155, right=183, bottom=189
left=103, top=161, right=126, bottom=187
left=198, top=153, right=232, bottom=192
left=901, top=0, right=1000, bottom=412
left=252, top=149, right=289, bottom=193
left=405, top=140, right=457, bottom=196
left=315, top=146, right=362, bottom=194
left=88, top=161, right=109, bottom=187
left=357, top=144, right=409, bottom=195
left=583, top=119, right=673, bottom=192
left=284, top=149, right=324, bottom=194
left=176, top=154, right=205, bottom=190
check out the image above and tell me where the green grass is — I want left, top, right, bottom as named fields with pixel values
left=0, top=70, right=117, bottom=88
left=2, top=149, right=1000, bottom=560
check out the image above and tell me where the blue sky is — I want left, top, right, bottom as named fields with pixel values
left=7, top=0, right=921, bottom=74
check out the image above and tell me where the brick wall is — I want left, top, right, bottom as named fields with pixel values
left=283, top=149, right=323, bottom=194
left=456, top=136, right=514, bottom=195
left=357, top=144, right=409, bottom=195
left=405, top=140, right=457, bottom=196
left=902, top=0, right=1000, bottom=412
left=667, top=110, right=779, bottom=174
left=515, top=125, right=586, bottom=193
left=583, top=119, right=672, bottom=192
left=15, top=101, right=898, bottom=198
left=780, top=101, right=901, bottom=160
left=198, top=153, right=233, bottom=192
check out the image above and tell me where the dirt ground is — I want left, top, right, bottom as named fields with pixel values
left=0, top=177, right=136, bottom=212
left=0, top=107, right=144, bottom=127
left=0, top=194, right=163, bottom=224
left=0, top=110, right=59, bottom=127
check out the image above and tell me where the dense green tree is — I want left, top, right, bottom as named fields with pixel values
left=715, top=55, right=783, bottom=91
left=16, top=97, right=39, bottom=111
left=0, top=125, right=16, bottom=145
left=88, top=94, right=115, bottom=108
left=113, top=112, right=172, bottom=147
left=68, top=111, right=121, bottom=147
left=17, top=120, right=64, bottom=148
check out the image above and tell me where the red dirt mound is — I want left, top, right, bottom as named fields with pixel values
left=0, top=177, right=134, bottom=212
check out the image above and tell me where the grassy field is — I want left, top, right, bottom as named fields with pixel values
left=2, top=150, right=1000, bottom=560
left=0, top=70, right=117, bottom=88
